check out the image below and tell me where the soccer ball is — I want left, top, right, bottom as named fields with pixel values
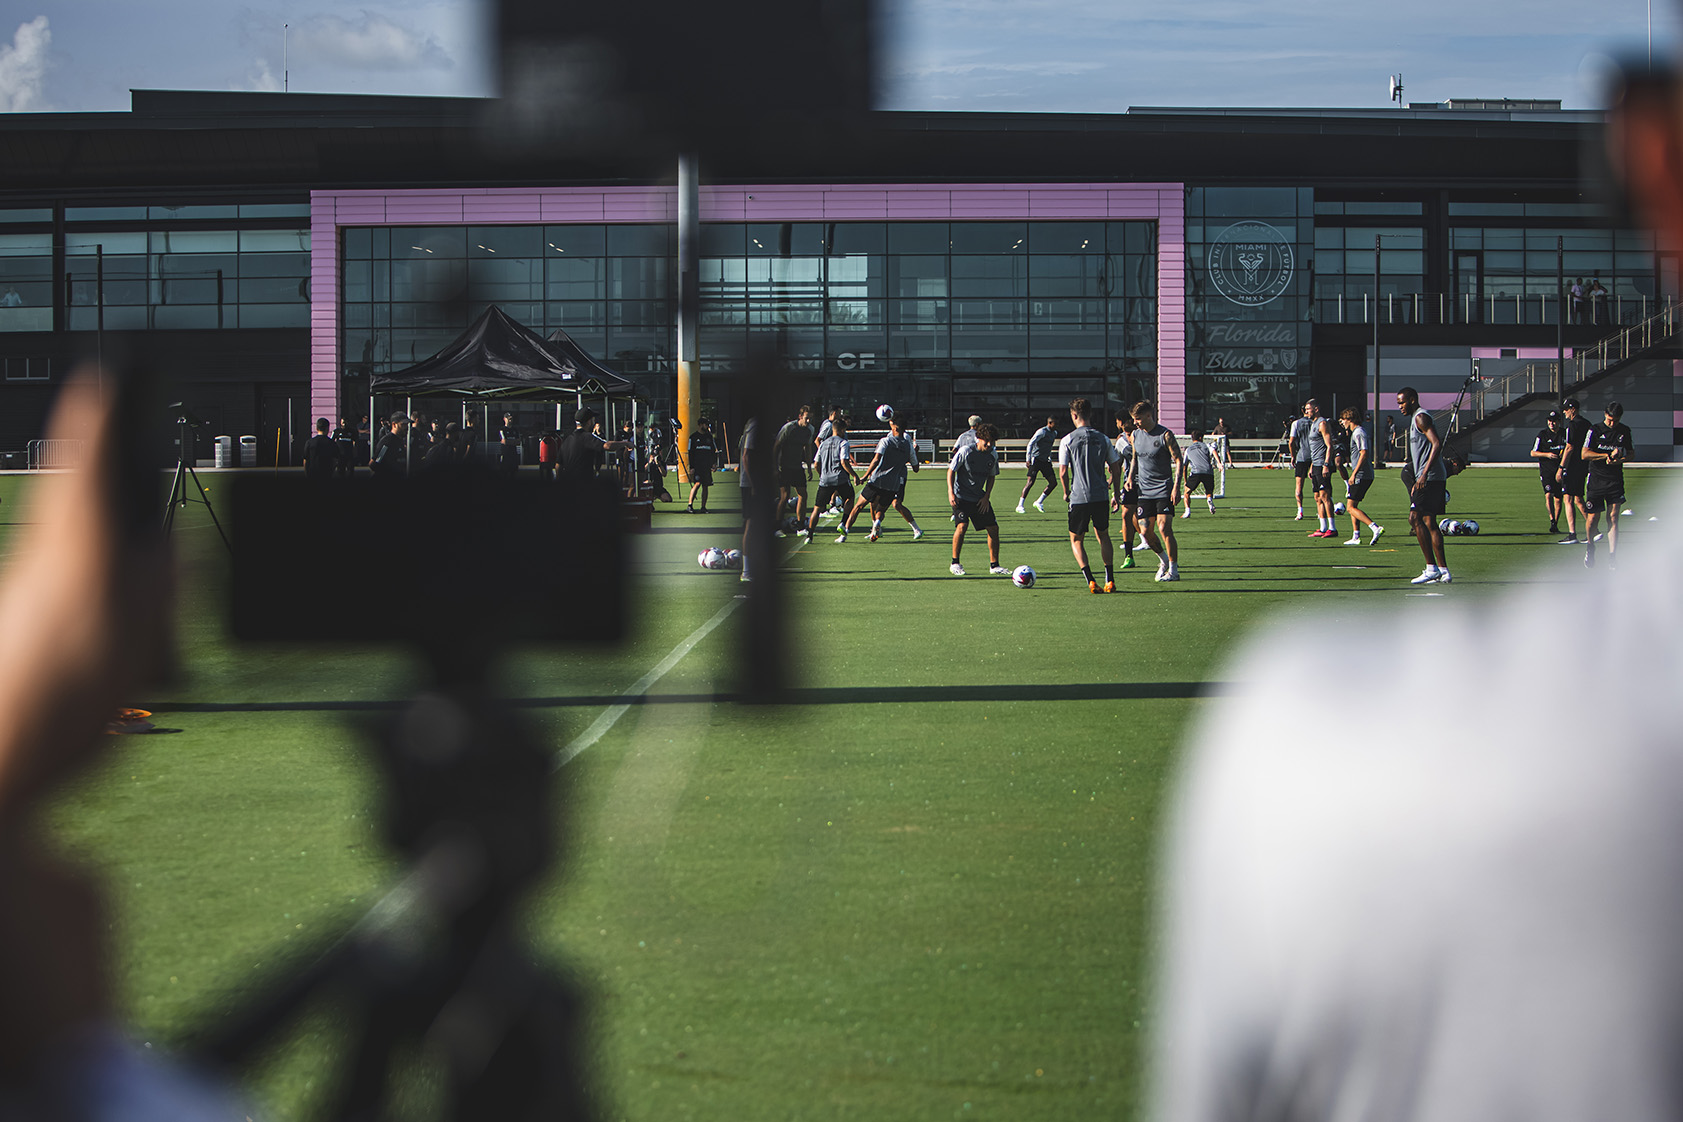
left=1334, top=502, right=1346, bottom=514
left=876, top=403, right=894, bottom=422
left=1438, top=517, right=1454, bottom=534
left=1447, top=520, right=1463, bottom=536
left=1011, top=565, right=1037, bottom=589
left=1463, top=520, right=1479, bottom=535
left=724, top=548, right=743, bottom=567
left=698, top=547, right=727, bottom=570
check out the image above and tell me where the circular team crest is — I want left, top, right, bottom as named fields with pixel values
left=1208, top=222, right=1295, bottom=307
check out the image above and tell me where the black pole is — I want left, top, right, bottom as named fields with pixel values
left=1372, top=235, right=1381, bottom=465
left=1556, top=235, right=1565, bottom=398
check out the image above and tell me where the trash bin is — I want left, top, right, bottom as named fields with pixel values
left=215, top=435, right=234, bottom=469
left=239, top=435, right=257, bottom=468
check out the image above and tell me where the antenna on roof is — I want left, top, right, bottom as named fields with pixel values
left=1389, top=74, right=1403, bottom=106
left=283, top=24, right=288, bottom=93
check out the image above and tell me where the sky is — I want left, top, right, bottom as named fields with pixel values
left=0, top=0, right=1677, bottom=115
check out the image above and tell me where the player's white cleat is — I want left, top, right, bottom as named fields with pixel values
left=1033, top=497, right=1045, bottom=512
left=1163, top=564, right=1180, bottom=582
left=800, top=529, right=813, bottom=542
left=1179, top=508, right=1190, bottom=519
left=868, top=528, right=880, bottom=542
left=989, top=564, right=1009, bottom=575
left=834, top=532, right=848, bottom=544
left=1344, top=534, right=1362, bottom=545
left=911, top=526, right=924, bottom=541
left=1155, top=559, right=1169, bottom=582
left=1295, top=507, right=1304, bottom=520
left=1369, top=524, right=1384, bottom=544
left=1206, top=498, right=1215, bottom=512
left=1410, top=567, right=1441, bottom=585
left=950, top=562, right=966, bottom=576
left=1435, top=569, right=1453, bottom=584
left=1015, top=502, right=1025, bottom=514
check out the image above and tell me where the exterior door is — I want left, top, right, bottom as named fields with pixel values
left=256, top=385, right=302, bottom=467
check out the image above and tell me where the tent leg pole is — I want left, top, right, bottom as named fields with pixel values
left=406, top=395, right=412, bottom=476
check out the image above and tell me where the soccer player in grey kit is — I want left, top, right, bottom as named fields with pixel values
left=1126, top=400, right=1183, bottom=582
left=948, top=423, right=1006, bottom=576
left=1058, top=398, right=1123, bottom=593
left=1179, top=428, right=1217, bottom=518
left=839, top=417, right=924, bottom=543
left=804, top=416, right=860, bottom=543
left=1017, top=415, right=1059, bottom=513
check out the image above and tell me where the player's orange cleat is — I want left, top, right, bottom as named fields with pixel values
left=1104, top=581, right=1117, bottom=593
left=1089, top=580, right=1102, bottom=594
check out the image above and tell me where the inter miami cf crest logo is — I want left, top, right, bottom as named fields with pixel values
left=1208, top=222, right=1295, bottom=307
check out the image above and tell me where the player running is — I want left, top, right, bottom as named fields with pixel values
left=1288, top=403, right=1313, bottom=519
left=1180, top=428, right=1217, bottom=518
left=1557, top=398, right=1592, bottom=544
left=1580, top=401, right=1634, bottom=570
left=1058, top=398, right=1123, bottom=592
left=1530, top=410, right=1568, bottom=534
left=804, top=416, right=860, bottom=543
left=839, top=417, right=924, bottom=543
left=1306, top=401, right=1339, bottom=538
left=1017, top=415, right=1059, bottom=513
left=948, top=423, right=1005, bottom=576
left=1397, top=386, right=1451, bottom=585
left=1338, top=407, right=1382, bottom=545
left=1126, top=401, right=1183, bottom=582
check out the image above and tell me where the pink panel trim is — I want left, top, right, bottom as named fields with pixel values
left=1470, top=346, right=1576, bottom=359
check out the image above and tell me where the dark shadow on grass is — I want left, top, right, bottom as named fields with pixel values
left=143, top=680, right=1225, bottom=714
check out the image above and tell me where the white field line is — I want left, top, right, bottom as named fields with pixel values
left=553, top=538, right=805, bottom=768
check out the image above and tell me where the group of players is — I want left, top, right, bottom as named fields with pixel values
left=764, top=398, right=1215, bottom=591
left=1528, top=397, right=1636, bottom=569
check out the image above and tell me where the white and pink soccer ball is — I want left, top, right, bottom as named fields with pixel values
left=698, top=547, right=728, bottom=570
left=875, top=403, right=894, bottom=422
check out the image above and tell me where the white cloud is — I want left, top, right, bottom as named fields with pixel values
left=292, top=11, right=453, bottom=71
left=0, top=15, right=50, bottom=112
left=245, top=56, right=282, bottom=92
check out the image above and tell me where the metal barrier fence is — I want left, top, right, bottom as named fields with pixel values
left=1317, top=292, right=1676, bottom=328
left=27, top=438, right=84, bottom=469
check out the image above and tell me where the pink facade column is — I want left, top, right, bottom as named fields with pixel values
left=310, top=184, right=1189, bottom=428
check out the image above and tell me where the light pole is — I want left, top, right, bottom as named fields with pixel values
left=1372, top=234, right=1382, bottom=465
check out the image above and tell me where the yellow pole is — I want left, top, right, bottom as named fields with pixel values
left=676, top=153, right=699, bottom=484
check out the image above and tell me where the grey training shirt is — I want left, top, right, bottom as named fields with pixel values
left=1183, top=439, right=1215, bottom=477
left=1027, top=425, right=1057, bottom=464
left=948, top=444, right=999, bottom=503
left=1290, top=416, right=1313, bottom=463
left=1307, top=417, right=1331, bottom=468
left=815, top=434, right=852, bottom=487
left=868, top=433, right=916, bottom=490
left=1058, top=426, right=1122, bottom=506
left=1349, top=424, right=1374, bottom=483
left=1408, top=409, right=1446, bottom=482
left=1131, top=425, right=1176, bottom=500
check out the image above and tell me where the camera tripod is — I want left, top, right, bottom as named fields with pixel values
left=162, top=412, right=231, bottom=553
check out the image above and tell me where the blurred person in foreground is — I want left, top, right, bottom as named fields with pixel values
left=0, top=376, right=235, bottom=1117
left=1152, top=63, right=1683, bottom=1122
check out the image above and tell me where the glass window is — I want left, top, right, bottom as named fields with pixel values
left=1524, top=202, right=1599, bottom=217
left=1313, top=201, right=1345, bottom=215
left=66, top=232, right=146, bottom=254
left=65, top=206, right=146, bottom=221
left=1344, top=227, right=1422, bottom=250
left=237, top=277, right=309, bottom=303
left=887, top=223, right=948, bottom=254
left=469, top=226, right=541, bottom=258
left=239, top=203, right=311, bottom=218
left=239, top=304, right=307, bottom=328
left=547, top=257, right=606, bottom=300
left=240, top=229, right=309, bottom=253
left=1028, top=222, right=1104, bottom=254
left=1343, top=201, right=1423, bottom=215
left=827, top=223, right=885, bottom=255
left=1448, top=202, right=1523, bottom=215
left=701, top=224, right=744, bottom=257
left=1314, top=228, right=1344, bottom=250
left=149, top=205, right=238, bottom=220
left=1202, top=187, right=1300, bottom=216
left=151, top=230, right=238, bottom=254
left=606, top=225, right=669, bottom=257
left=609, top=257, right=668, bottom=299
left=393, top=227, right=466, bottom=258
left=747, top=224, right=825, bottom=256
left=950, top=223, right=1027, bottom=254
left=1029, top=256, right=1104, bottom=298
left=0, top=233, right=51, bottom=256
left=344, top=227, right=372, bottom=260
left=544, top=225, right=606, bottom=256
left=0, top=209, right=52, bottom=223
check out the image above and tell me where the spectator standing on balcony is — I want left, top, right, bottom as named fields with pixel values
left=1570, top=277, right=1585, bottom=324
left=0, top=287, right=21, bottom=307
left=1590, top=276, right=1609, bottom=324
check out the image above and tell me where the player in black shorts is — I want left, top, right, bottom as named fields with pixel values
left=1580, top=401, right=1634, bottom=569
left=947, top=423, right=1004, bottom=576
left=1017, top=416, right=1059, bottom=514
left=1530, top=410, right=1568, bottom=534
left=773, top=405, right=816, bottom=530
left=1557, top=398, right=1591, bottom=544
left=1114, top=415, right=1142, bottom=568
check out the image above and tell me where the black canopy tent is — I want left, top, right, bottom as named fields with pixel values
left=369, top=305, right=643, bottom=470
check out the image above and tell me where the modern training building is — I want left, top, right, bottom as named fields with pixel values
left=0, top=90, right=1674, bottom=460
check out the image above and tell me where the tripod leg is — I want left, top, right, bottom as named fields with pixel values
left=183, top=464, right=232, bottom=554
left=161, top=459, right=188, bottom=535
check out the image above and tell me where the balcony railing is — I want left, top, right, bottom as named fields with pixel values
left=1464, top=300, right=1681, bottom=422
left=1315, top=291, right=1665, bottom=328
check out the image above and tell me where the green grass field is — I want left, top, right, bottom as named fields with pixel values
left=23, top=463, right=1674, bottom=1120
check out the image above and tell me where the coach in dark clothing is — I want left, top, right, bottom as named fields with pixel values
left=422, top=422, right=462, bottom=470
left=303, top=418, right=338, bottom=481
left=370, top=413, right=408, bottom=477
left=558, top=408, right=608, bottom=484
left=498, top=412, right=521, bottom=475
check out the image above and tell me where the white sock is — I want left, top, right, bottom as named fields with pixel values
left=1425, top=563, right=1441, bottom=574
left=908, top=520, right=920, bottom=532
left=872, top=518, right=882, bottom=532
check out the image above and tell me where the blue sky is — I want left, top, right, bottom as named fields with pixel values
left=0, top=0, right=1676, bottom=114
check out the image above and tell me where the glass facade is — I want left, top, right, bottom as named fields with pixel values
left=1185, top=187, right=1314, bottom=438
left=343, top=220, right=1159, bottom=435
left=0, top=206, right=311, bottom=334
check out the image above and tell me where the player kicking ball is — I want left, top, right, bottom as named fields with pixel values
left=839, top=414, right=923, bottom=543
left=948, top=423, right=1006, bottom=576
left=1180, top=427, right=1217, bottom=518
left=1059, top=397, right=1123, bottom=592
